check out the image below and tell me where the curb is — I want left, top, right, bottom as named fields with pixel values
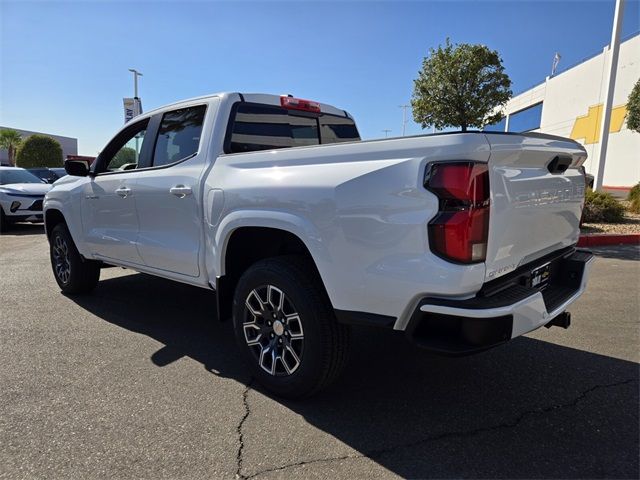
left=577, top=233, right=640, bottom=247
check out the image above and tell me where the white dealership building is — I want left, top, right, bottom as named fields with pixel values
left=488, top=33, right=639, bottom=190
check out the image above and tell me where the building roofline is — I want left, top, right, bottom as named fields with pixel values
left=511, top=30, right=639, bottom=97
left=0, top=126, right=78, bottom=142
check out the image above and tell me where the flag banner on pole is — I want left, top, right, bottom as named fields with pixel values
left=551, top=52, right=562, bottom=76
left=123, top=98, right=136, bottom=123
left=134, top=97, right=143, bottom=116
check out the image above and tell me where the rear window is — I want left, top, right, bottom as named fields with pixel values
left=226, top=103, right=360, bottom=154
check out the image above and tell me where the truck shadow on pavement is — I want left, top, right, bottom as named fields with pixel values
left=589, top=244, right=640, bottom=261
left=0, top=222, right=45, bottom=236
left=70, top=272, right=639, bottom=479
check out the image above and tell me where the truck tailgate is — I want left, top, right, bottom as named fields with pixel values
left=484, top=133, right=587, bottom=281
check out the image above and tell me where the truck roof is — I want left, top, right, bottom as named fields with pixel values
left=141, top=92, right=352, bottom=120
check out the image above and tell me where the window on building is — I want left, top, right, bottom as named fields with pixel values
left=508, top=103, right=543, bottom=133
left=483, top=117, right=507, bottom=132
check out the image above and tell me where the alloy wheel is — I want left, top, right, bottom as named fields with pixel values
left=242, top=285, right=304, bottom=376
left=52, top=234, right=71, bottom=284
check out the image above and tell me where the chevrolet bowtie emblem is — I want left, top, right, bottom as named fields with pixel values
left=570, top=103, right=628, bottom=144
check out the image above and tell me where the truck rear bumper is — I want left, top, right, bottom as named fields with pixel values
left=404, top=248, right=594, bottom=355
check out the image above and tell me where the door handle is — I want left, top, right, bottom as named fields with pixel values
left=170, top=185, right=192, bottom=198
left=115, top=187, right=131, bottom=198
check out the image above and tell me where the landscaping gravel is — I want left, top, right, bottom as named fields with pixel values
left=582, top=208, right=640, bottom=235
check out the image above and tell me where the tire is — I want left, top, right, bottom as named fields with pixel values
left=0, top=208, right=13, bottom=233
left=232, top=255, right=350, bottom=398
left=49, top=223, right=100, bottom=294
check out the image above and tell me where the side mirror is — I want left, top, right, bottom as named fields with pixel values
left=64, top=160, right=91, bottom=177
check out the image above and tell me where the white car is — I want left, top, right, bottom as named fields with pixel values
left=0, top=167, right=51, bottom=229
left=44, top=92, right=593, bottom=398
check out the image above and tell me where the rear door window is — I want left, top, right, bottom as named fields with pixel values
left=152, top=105, right=206, bottom=167
left=226, top=103, right=359, bottom=154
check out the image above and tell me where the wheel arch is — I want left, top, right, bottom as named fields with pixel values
left=44, top=208, right=68, bottom=239
left=215, top=225, right=330, bottom=322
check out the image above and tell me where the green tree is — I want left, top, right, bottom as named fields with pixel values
left=0, top=129, right=23, bottom=166
left=15, top=134, right=63, bottom=168
left=412, top=39, right=512, bottom=132
left=109, top=147, right=137, bottom=169
left=626, top=77, right=640, bottom=133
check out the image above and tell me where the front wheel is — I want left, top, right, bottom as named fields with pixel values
left=0, top=208, right=13, bottom=232
left=49, top=223, right=100, bottom=294
left=232, top=255, right=350, bottom=398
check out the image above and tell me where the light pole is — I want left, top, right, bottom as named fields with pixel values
left=595, top=0, right=625, bottom=191
left=382, top=129, right=392, bottom=138
left=399, top=104, right=410, bottom=136
left=128, top=68, right=143, bottom=99
left=128, top=68, right=143, bottom=161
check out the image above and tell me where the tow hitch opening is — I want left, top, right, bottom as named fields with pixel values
left=545, top=311, right=571, bottom=329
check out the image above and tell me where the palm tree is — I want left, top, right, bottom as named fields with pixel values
left=0, top=129, right=23, bottom=166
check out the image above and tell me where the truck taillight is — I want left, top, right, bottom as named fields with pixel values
left=425, top=162, right=490, bottom=263
left=280, top=96, right=321, bottom=113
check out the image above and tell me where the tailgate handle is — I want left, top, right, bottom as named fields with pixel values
left=547, top=155, right=572, bottom=174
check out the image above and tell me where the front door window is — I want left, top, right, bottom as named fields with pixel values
left=107, top=129, right=146, bottom=171
left=97, top=119, right=149, bottom=173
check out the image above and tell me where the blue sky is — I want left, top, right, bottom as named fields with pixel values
left=1, top=0, right=639, bottom=155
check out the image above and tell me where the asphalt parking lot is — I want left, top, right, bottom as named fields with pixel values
left=1, top=224, right=638, bottom=479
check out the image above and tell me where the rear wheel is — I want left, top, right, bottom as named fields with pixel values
left=232, top=255, right=350, bottom=398
left=49, top=223, right=100, bottom=294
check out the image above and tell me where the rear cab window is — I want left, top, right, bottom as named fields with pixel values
left=225, top=103, right=360, bottom=154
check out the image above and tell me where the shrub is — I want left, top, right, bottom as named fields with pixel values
left=582, top=189, right=625, bottom=223
left=627, top=77, right=640, bottom=133
left=16, top=134, right=63, bottom=168
left=627, top=183, right=640, bottom=214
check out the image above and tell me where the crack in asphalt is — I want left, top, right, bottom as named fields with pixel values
left=243, top=378, right=637, bottom=479
left=235, top=381, right=253, bottom=479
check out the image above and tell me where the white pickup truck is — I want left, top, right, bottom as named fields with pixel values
left=45, top=92, right=594, bottom=397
